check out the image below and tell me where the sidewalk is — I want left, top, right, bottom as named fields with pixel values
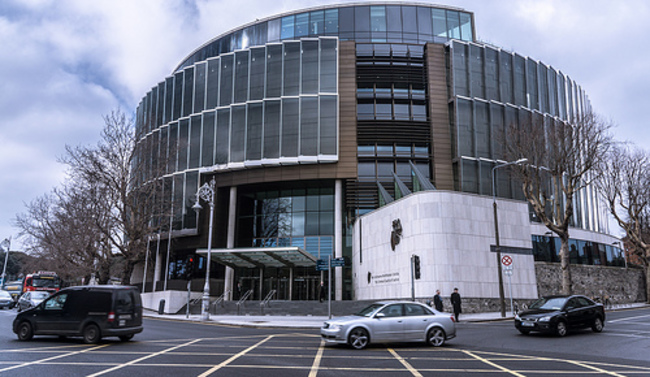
left=144, top=302, right=648, bottom=329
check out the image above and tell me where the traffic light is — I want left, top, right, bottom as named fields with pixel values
left=185, top=256, right=195, bottom=280
left=413, top=255, right=421, bottom=280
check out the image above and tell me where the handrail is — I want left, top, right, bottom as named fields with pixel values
left=260, top=290, right=277, bottom=314
left=236, top=290, right=253, bottom=315
left=210, top=290, right=231, bottom=313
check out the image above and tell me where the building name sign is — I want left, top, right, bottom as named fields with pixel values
left=372, top=272, right=400, bottom=284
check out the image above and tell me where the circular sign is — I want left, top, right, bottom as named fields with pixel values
left=501, top=255, right=513, bottom=266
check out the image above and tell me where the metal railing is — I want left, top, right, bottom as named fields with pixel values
left=210, top=290, right=231, bottom=313
left=236, top=289, right=253, bottom=315
left=260, top=290, right=277, bottom=315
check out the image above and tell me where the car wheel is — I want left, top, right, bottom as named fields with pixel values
left=119, top=334, right=134, bottom=342
left=427, top=327, right=446, bottom=347
left=555, top=320, right=568, bottom=337
left=17, top=321, right=34, bottom=341
left=348, top=327, right=370, bottom=350
left=83, top=324, right=101, bottom=344
left=592, top=317, right=604, bottom=333
left=518, top=329, right=531, bottom=335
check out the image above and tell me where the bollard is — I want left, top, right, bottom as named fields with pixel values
left=158, top=299, right=165, bottom=315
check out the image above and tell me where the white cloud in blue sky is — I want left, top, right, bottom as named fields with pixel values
left=1, top=0, right=648, bottom=249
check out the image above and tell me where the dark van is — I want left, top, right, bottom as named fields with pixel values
left=13, top=285, right=143, bottom=343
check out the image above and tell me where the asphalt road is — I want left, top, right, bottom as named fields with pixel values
left=0, top=306, right=649, bottom=376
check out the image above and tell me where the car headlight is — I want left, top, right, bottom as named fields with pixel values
left=514, top=314, right=521, bottom=321
left=326, top=323, right=341, bottom=331
left=539, top=316, right=552, bottom=322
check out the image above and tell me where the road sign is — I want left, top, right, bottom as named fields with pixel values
left=316, top=259, right=328, bottom=271
left=331, top=257, right=346, bottom=267
left=501, top=255, right=513, bottom=266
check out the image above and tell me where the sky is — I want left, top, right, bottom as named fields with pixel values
left=1, top=0, right=648, bottom=250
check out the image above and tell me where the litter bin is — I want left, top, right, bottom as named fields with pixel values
left=158, top=299, right=165, bottom=315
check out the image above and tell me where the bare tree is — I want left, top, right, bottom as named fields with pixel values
left=61, top=109, right=168, bottom=284
left=505, top=112, right=613, bottom=294
left=14, top=184, right=111, bottom=283
left=596, top=145, right=650, bottom=303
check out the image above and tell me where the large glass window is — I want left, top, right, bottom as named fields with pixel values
left=263, top=100, right=281, bottom=159
left=300, top=97, right=318, bottom=156
left=302, top=40, right=319, bottom=94
left=266, top=45, right=282, bottom=98
left=283, top=42, right=300, bottom=96
left=234, top=50, right=249, bottom=103
left=194, top=63, right=206, bottom=113
left=281, top=98, right=299, bottom=157
left=249, top=48, right=265, bottom=101
left=219, top=55, right=234, bottom=107
left=206, top=59, right=219, bottom=109
left=246, top=103, right=263, bottom=161
left=201, top=111, right=215, bottom=167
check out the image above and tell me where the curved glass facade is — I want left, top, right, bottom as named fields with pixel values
left=448, top=40, right=604, bottom=232
left=175, top=4, right=473, bottom=72
left=133, top=2, right=614, bottom=301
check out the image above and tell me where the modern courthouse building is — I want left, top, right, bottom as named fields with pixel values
left=134, top=2, right=625, bottom=311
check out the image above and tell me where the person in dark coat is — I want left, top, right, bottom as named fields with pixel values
left=319, top=281, right=326, bottom=303
left=433, top=289, right=443, bottom=312
left=450, top=288, right=462, bottom=322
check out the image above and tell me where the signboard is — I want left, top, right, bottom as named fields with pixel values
left=316, top=259, right=328, bottom=271
left=331, top=257, right=346, bottom=267
left=501, top=255, right=513, bottom=266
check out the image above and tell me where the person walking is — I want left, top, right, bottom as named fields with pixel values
left=319, top=281, right=326, bottom=303
left=433, top=289, right=443, bottom=312
left=450, top=288, right=462, bottom=322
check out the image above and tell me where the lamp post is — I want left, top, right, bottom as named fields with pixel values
left=492, top=158, right=527, bottom=317
left=192, top=177, right=216, bottom=321
left=1, top=238, right=10, bottom=289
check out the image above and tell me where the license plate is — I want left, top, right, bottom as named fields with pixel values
left=522, top=321, right=534, bottom=327
left=119, top=320, right=126, bottom=327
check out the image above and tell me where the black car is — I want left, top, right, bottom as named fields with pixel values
left=514, top=295, right=605, bottom=337
left=13, top=285, right=143, bottom=343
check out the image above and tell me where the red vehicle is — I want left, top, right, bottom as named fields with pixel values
left=22, top=271, right=61, bottom=294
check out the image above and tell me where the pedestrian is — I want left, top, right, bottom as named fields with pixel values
left=433, top=289, right=443, bottom=312
left=319, top=281, right=326, bottom=303
left=450, top=287, right=462, bottom=322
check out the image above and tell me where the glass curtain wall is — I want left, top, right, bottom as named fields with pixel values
left=448, top=40, right=603, bottom=233
left=134, top=38, right=339, bottom=232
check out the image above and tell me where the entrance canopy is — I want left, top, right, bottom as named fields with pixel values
left=195, top=246, right=317, bottom=269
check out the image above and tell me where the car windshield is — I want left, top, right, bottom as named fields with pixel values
left=529, top=297, right=568, bottom=310
left=32, top=292, right=50, bottom=300
left=354, top=303, right=384, bottom=317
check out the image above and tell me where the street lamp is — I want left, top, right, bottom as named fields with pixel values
left=1, top=238, right=11, bottom=289
left=492, top=158, right=527, bottom=317
left=192, top=177, right=216, bottom=321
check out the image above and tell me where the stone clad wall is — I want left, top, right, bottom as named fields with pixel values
left=535, top=262, right=646, bottom=303
left=422, top=263, right=646, bottom=314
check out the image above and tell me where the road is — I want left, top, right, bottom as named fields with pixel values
left=0, top=306, right=649, bottom=376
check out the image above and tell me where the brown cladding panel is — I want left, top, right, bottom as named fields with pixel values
left=426, top=43, right=454, bottom=190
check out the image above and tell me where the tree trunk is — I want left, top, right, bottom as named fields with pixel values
left=646, top=264, right=650, bottom=305
left=559, top=235, right=572, bottom=295
left=121, top=261, right=135, bottom=286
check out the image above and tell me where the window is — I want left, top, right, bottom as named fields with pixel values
left=380, top=304, right=403, bottom=317
left=45, top=293, right=68, bottom=310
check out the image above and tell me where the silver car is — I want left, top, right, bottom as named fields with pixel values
left=321, top=301, right=456, bottom=349
left=0, top=290, right=15, bottom=309
left=17, top=291, right=50, bottom=312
